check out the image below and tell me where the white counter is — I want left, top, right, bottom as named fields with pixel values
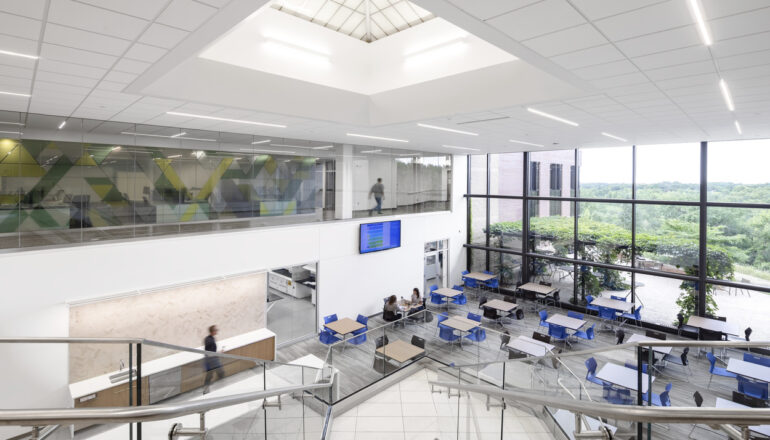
left=69, top=328, right=276, bottom=400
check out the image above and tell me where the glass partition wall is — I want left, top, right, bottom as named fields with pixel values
left=466, top=141, right=770, bottom=338
left=0, top=111, right=451, bottom=250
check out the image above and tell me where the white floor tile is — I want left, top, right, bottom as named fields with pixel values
left=358, top=403, right=403, bottom=417
left=355, top=416, right=405, bottom=432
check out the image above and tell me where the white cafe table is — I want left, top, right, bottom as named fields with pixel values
left=596, top=362, right=654, bottom=394
left=716, top=397, right=770, bottom=437
left=546, top=313, right=586, bottom=331
left=590, top=297, right=634, bottom=313
left=727, top=358, right=770, bottom=383
left=507, top=335, right=555, bottom=357
left=626, top=334, right=673, bottom=356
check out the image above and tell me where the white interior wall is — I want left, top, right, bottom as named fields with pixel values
left=0, top=155, right=466, bottom=435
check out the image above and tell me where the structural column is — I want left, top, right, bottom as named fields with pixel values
left=335, top=144, right=354, bottom=220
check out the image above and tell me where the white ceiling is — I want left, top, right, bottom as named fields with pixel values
left=0, top=0, right=768, bottom=154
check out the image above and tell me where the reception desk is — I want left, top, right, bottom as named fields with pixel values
left=70, top=329, right=276, bottom=409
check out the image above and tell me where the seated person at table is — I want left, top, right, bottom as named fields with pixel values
left=383, top=295, right=402, bottom=321
left=411, top=288, right=422, bottom=309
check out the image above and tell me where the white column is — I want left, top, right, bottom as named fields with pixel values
left=335, top=144, right=353, bottom=219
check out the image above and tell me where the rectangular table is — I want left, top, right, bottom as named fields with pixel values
left=727, top=358, right=770, bottom=383
left=324, top=318, right=365, bottom=351
left=519, top=282, right=557, bottom=296
left=435, top=287, right=462, bottom=309
left=546, top=314, right=586, bottom=331
left=627, top=334, right=673, bottom=356
left=596, top=362, right=654, bottom=394
left=716, top=398, right=770, bottom=437
left=376, top=340, right=424, bottom=365
left=483, top=299, right=517, bottom=312
left=507, top=335, right=555, bottom=357
left=464, top=272, right=497, bottom=282
left=687, top=316, right=741, bottom=336
left=441, top=316, right=480, bottom=348
left=591, top=297, right=634, bottom=313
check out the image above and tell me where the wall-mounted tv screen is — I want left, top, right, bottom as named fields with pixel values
left=360, top=220, right=401, bottom=254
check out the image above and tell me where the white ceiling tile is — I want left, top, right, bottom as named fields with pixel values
left=74, top=0, right=170, bottom=20
left=0, top=55, right=36, bottom=70
left=156, top=0, right=217, bottom=32
left=34, top=70, right=99, bottom=88
left=39, top=43, right=118, bottom=69
left=33, top=80, right=92, bottom=95
left=0, top=64, right=33, bottom=80
left=590, top=72, right=649, bottom=89
left=43, top=23, right=131, bottom=56
left=710, top=7, right=770, bottom=42
left=0, top=97, right=30, bottom=111
left=631, top=45, right=711, bottom=70
left=0, top=0, right=47, bottom=20
left=570, top=0, right=665, bottom=21
left=94, top=81, right=127, bottom=92
left=550, top=44, right=625, bottom=69
left=123, top=43, right=168, bottom=63
left=488, top=0, right=585, bottom=41
left=573, top=59, right=638, bottom=80
left=102, top=71, right=138, bottom=84
left=614, top=25, right=700, bottom=59
left=447, top=0, right=541, bottom=21
left=48, top=0, right=149, bottom=41
left=138, top=23, right=189, bottom=49
left=655, top=72, right=718, bottom=90
left=0, top=33, right=38, bottom=56
left=594, top=0, right=693, bottom=42
left=644, top=60, right=715, bottom=81
left=522, top=24, right=607, bottom=57
left=196, top=0, right=232, bottom=7
left=0, top=11, right=42, bottom=41
left=37, top=59, right=106, bottom=80
left=113, top=58, right=151, bottom=74
left=701, top=0, right=769, bottom=19
left=0, top=75, right=31, bottom=90
left=718, top=49, right=770, bottom=72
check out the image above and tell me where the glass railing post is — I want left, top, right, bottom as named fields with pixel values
left=636, top=345, right=643, bottom=440
left=128, top=343, right=133, bottom=440
left=647, top=345, right=653, bottom=440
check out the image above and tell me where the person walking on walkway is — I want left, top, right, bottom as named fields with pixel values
left=203, top=325, right=224, bottom=394
left=369, top=177, right=385, bottom=215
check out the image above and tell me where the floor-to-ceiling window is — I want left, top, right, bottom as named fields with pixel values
left=466, top=141, right=770, bottom=336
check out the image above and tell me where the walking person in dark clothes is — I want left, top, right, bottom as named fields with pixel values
left=203, top=325, right=224, bottom=394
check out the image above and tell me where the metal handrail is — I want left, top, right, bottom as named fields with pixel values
left=0, top=383, right=330, bottom=427
left=429, top=381, right=770, bottom=426
left=0, top=337, right=324, bottom=371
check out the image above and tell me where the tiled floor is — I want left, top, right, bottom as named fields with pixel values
left=266, top=287, right=317, bottom=345
left=330, top=369, right=554, bottom=440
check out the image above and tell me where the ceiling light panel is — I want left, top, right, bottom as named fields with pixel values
left=0, top=49, right=38, bottom=60
left=509, top=139, right=544, bottom=148
left=719, top=79, right=734, bottom=111
left=347, top=133, right=409, bottom=143
left=417, top=123, right=478, bottom=136
left=166, top=111, right=287, bottom=128
left=526, top=107, right=579, bottom=127
left=687, top=0, right=712, bottom=46
left=601, top=132, right=628, bottom=142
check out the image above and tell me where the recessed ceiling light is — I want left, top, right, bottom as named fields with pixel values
left=166, top=111, right=286, bottom=128
left=346, top=133, right=409, bottom=143
left=271, top=143, right=313, bottom=149
left=442, top=144, right=480, bottom=151
left=120, top=131, right=217, bottom=142
left=526, top=107, right=579, bottom=127
left=239, top=148, right=297, bottom=155
left=688, top=0, right=712, bottom=46
left=168, top=154, right=182, bottom=158
left=0, top=49, right=38, bottom=60
left=251, top=139, right=270, bottom=144
left=509, top=139, right=544, bottom=148
left=0, top=130, right=21, bottom=135
left=58, top=121, right=66, bottom=130
left=601, top=132, right=628, bottom=142
left=735, top=120, right=742, bottom=135
left=719, top=78, right=734, bottom=111
left=361, top=149, right=383, bottom=154
left=169, top=131, right=186, bottom=138
left=311, top=145, right=334, bottom=150
left=0, top=91, right=31, bottom=98
left=0, top=121, right=24, bottom=126
left=417, top=123, right=478, bottom=136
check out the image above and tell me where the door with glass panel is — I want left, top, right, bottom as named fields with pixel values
left=424, top=239, right=449, bottom=293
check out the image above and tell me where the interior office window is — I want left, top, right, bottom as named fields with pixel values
left=528, top=161, right=540, bottom=217
left=549, top=163, right=563, bottom=216
left=570, top=165, right=576, bottom=216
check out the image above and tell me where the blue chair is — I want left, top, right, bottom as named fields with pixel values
left=429, top=284, right=439, bottom=293
left=324, top=314, right=338, bottom=324
left=706, top=352, right=736, bottom=388
left=483, top=270, right=493, bottom=275
left=430, top=292, right=447, bottom=306
left=738, top=376, right=769, bottom=400
left=598, top=307, right=617, bottom=327
left=439, top=326, right=461, bottom=344
left=573, top=324, right=595, bottom=344
left=465, top=327, right=486, bottom=343
left=645, top=383, right=673, bottom=407
left=319, top=329, right=341, bottom=345
left=452, top=284, right=463, bottom=291
left=348, top=332, right=367, bottom=345
left=539, top=310, right=549, bottom=329
left=464, top=277, right=478, bottom=289
left=585, top=357, right=604, bottom=386
left=611, top=295, right=627, bottom=301
left=603, top=384, right=633, bottom=405
left=624, top=361, right=649, bottom=374
left=467, top=312, right=481, bottom=322
left=586, top=295, right=599, bottom=313
left=744, top=353, right=770, bottom=368
left=484, top=277, right=499, bottom=292
left=461, top=270, right=469, bottom=277
left=353, top=314, right=368, bottom=335
left=567, top=311, right=584, bottom=320
left=548, top=324, right=568, bottom=344
left=452, top=293, right=468, bottom=306
left=620, top=305, right=643, bottom=327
